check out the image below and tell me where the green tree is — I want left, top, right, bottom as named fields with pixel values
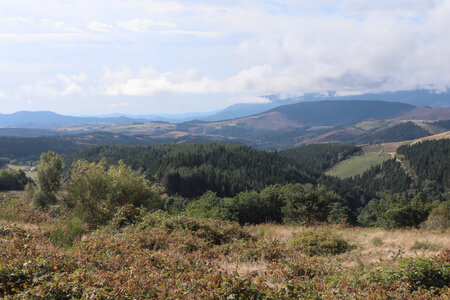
left=281, top=184, right=339, bottom=225
left=185, top=191, right=229, bottom=219
left=424, top=201, right=450, bottom=229
left=27, top=151, right=63, bottom=207
left=67, top=159, right=163, bottom=227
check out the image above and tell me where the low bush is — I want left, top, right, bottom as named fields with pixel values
left=423, top=201, right=450, bottom=230
left=398, top=258, right=450, bottom=291
left=290, top=228, right=352, bottom=256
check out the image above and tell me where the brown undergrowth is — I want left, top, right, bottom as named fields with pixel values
left=1, top=197, right=449, bottom=299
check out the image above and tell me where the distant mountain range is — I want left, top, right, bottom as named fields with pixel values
left=199, top=89, right=450, bottom=122
left=1, top=98, right=449, bottom=152
left=0, top=111, right=149, bottom=129
left=1, top=89, right=449, bottom=128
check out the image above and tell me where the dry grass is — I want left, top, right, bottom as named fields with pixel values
left=248, top=223, right=450, bottom=267
left=1, top=198, right=449, bottom=298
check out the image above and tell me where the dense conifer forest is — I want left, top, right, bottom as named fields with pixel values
left=353, top=121, right=431, bottom=144
left=65, top=143, right=319, bottom=198
left=278, top=144, right=362, bottom=172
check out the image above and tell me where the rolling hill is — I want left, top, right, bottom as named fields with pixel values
left=0, top=111, right=149, bottom=128
left=1, top=100, right=449, bottom=151
left=267, top=100, right=415, bottom=126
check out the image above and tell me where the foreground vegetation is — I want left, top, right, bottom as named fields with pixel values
left=0, top=139, right=448, bottom=298
left=1, top=195, right=449, bottom=299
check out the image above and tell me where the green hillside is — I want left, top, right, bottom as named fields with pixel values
left=325, top=152, right=392, bottom=179
left=65, top=143, right=319, bottom=198
left=354, top=121, right=431, bottom=144
left=397, top=139, right=450, bottom=191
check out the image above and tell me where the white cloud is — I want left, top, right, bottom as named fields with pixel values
left=2, top=0, right=450, bottom=113
left=140, top=1, right=185, bottom=13
left=39, top=18, right=81, bottom=32
left=102, top=65, right=302, bottom=96
left=86, top=21, right=113, bottom=32
left=117, top=18, right=177, bottom=32
left=1, top=16, right=33, bottom=25
left=118, top=18, right=154, bottom=32
left=0, top=32, right=86, bottom=42
left=39, top=18, right=65, bottom=30
left=21, top=72, right=87, bottom=98
left=0, top=90, right=7, bottom=98
left=157, top=29, right=221, bottom=37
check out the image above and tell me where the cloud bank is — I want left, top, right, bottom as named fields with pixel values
left=1, top=0, right=449, bottom=114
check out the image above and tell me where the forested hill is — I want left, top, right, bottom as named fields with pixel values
left=353, top=121, right=431, bottom=144
left=268, top=100, right=415, bottom=126
left=64, top=143, right=319, bottom=198
left=0, top=132, right=238, bottom=161
left=278, top=144, right=362, bottom=172
left=337, top=139, right=450, bottom=203
left=397, top=139, right=449, bottom=191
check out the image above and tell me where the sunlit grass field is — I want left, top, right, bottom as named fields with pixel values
left=326, top=152, right=392, bottom=178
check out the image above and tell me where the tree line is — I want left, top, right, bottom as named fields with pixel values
left=65, top=143, right=319, bottom=198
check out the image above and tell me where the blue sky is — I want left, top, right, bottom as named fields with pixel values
left=1, top=0, right=449, bottom=115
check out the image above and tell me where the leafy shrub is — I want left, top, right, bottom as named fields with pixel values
left=423, top=201, right=450, bottom=230
left=66, top=159, right=164, bottom=227
left=49, top=217, right=86, bottom=248
left=27, top=151, right=63, bottom=208
left=109, top=204, right=147, bottom=229
left=398, top=258, right=450, bottom=290
left=0, top=225, right=27, bottom=238
left=290, top=228, right=352, bottom=256
left=161, top=214, right=250, bottom=245
left=185, top=190, right=229, bottom=220
left=283, top=257, right=333, bottom=278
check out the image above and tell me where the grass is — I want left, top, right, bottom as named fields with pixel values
left=372, top=236, right=383, bottom=247
left=354, top=120, right=390, bottom=131
left=411, top=240, right=439, bottom=251
left=325, top=152, right=391, bottom=178
left=4, top=164, right=38, bottom=180
left=1, top=198, right=449, bottom=298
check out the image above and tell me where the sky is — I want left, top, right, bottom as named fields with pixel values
left=1, top=0, right=450, bottom=115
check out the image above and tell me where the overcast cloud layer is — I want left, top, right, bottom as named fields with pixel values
left=1, top=0, right=449, bottom=114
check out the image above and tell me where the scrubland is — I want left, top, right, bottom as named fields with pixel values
left=1, top=192, right=448, bottom=299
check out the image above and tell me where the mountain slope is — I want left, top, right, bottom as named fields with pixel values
left=268, top=100, right=415, bottom=126
left=392, top=106, right=450, bottom=121
left=353, top=121, right=432, bottom=144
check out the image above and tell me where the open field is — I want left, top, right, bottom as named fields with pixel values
left=325, top=152, right=391, bottom=178
left=3, top=164, right=37, bottom=180
left=1, top=196, right=448, bottom=299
